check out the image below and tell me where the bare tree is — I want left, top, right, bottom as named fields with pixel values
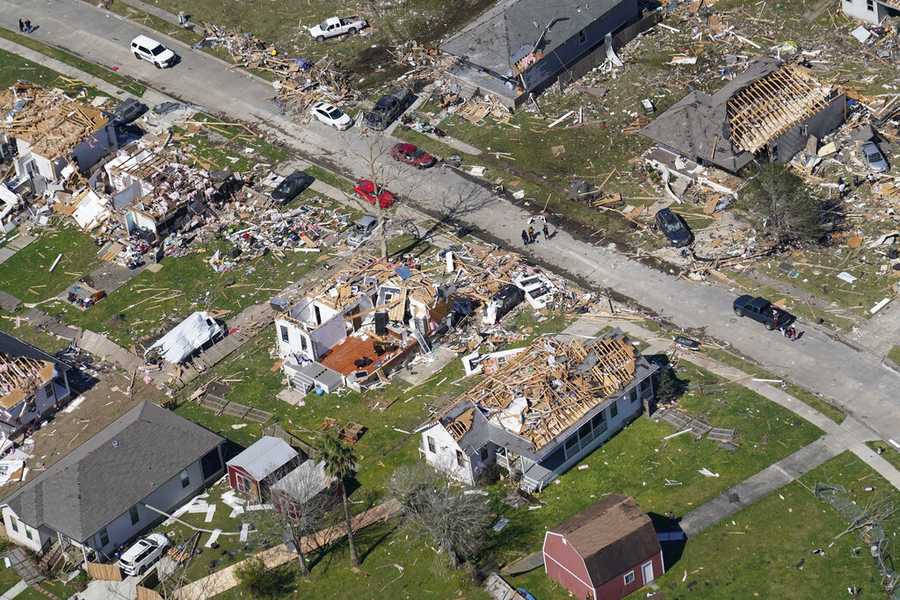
left=389, top=464, right=492, bottom=568
left=351, top=139, right=405, bottom=259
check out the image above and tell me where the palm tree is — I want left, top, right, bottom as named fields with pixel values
left=320, top=434, right=359, bottom=568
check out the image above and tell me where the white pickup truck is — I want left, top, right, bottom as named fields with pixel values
left=308, top=16, right=368, bottom=41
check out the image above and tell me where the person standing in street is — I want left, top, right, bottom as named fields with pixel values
left=528, top=226, right=537, bottom=244
left=543, top=222, right=550, bottom=240
left=521, top=229, right=529, bottom=245
left=18, top=19, right=24, bottom=33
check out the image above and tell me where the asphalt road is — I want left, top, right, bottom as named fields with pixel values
left=3, top=0, right=899, bottom=442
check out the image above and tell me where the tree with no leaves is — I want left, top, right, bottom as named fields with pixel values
left=742, top=164, right=824, bottom=246
left=389, top=464, right=492, bottom=568
left=319, top=434, right=360, bottom=568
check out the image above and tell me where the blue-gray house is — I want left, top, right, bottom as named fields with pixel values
left=441, top=0, right=646, bottom=106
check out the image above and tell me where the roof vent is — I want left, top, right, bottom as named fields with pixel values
left=112, top=440, right=119, bottom=448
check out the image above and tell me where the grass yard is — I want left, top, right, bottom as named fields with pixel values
left=0, top=224, right=99, bottom=301
left=0, top=48, right=110, bottom=98
left=48, top=240, right=326, bottom=349
left=866, top=441, right=900, bottom=473
left=649, top=451, right=900, bottom=599
left=502, top=360, right=822, bottom=578
left=888, top=346, right=900, bottom=366
left=0, top=27, right=146, bottom=96
left=175, top=114, right=292, bottom=173
left=0, top=311, right=71, bottom=353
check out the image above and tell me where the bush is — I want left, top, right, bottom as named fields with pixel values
left=742, top=164, right=825, bottom=246
left=235, top=558, right=296, bottom=599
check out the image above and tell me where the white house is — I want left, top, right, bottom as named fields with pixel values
left=0, top=332, right=71, bottom=440
left=842, top=0, right=900, bottom=24
left=0, top=402, right=225, bottom=562
left=420, top=332, right=657, bottom=492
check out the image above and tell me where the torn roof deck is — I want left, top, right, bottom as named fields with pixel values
left=441, top=333, right=643, bottom=451
left=0, top=354, right=56, bottom=410
left=0, top=82, right=107, bottom=159
left=641, top=58, right=840, bottom=172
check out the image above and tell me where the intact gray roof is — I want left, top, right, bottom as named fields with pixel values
left=2, top=401, right=223, bottom=542
left=641, top=58, right=782, bottom=172
left=442, top=0, right=624, bottom=75
left=226, top=436, right=298, bottom=481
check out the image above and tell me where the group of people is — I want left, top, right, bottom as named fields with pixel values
left=17, top=18, right=35, bottom=34
left=521, top=216, right=551, bottom=245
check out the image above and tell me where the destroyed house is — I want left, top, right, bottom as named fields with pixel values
left=0, top=332, right=71, bottom=440
left=420, top=332, right=656, bottom=492
left=277, top=257, right=448, bottom=391
left=103, top=137, right=233, bottom=241
left=441, top=0, right=643, bottom=107
left=843, top=0, right=900, bottom=25
left=641, top=58, right=845, bottom=173
left=0, top=83, right=107, bottom=196
left=543, top=495, right=663, bottom=600
left=0, top=402, right=225, bottom=560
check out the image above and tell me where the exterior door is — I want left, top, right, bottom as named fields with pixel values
left=642, top=561, right=655, bottom=584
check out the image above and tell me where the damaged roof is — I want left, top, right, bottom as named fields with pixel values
left=549, top=494, right=660, bottom=586
left=641, top=58, right=838, bottom=171
left=2, top=401, right=223, bottom=542
left=439, top=332, right=653, bottom=453
left=442, top=0, right=625, bottom=76
left=0, top=332, right=67, bottom=409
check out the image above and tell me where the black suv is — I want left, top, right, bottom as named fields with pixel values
left=364, top=88, right=413, bottom=131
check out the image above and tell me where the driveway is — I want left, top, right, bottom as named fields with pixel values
left=1, top=1, right=898, bottom=444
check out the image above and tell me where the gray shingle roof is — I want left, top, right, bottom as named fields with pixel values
left=2, top=401, right=223, bottom=542
left=442, top=0, right=625, bottom=75
left=226, top=436, right=298, bottom=481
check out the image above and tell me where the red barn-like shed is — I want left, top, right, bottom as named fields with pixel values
left=542, top=495, right=663, bottom=600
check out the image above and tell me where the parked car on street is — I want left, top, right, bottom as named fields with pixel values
left=733, top=295, right=796, bottom=331
left=655, top=207, right=693, bottom=247
left=861, top=141, right=889, bottom=173
left=271, top=171, right=315, bottom=204
left=310, top=101, right=353, bottom=130
left=131, top=35, right=177, bottom=69
left=364, top=88, right=413, bottom=131
left=389, top=143, right=436, bottom=169
left=347, top=215, right=378, bottom=247
left=354, top=179, right=396, bottom=209
left=117, top=533, right=170, bottom=576
left=308, top=16, right=368, bottom=41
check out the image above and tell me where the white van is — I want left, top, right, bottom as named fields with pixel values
left=117, top=533, right=170, bottom=576
left=130, top=34, right=176, bottom=69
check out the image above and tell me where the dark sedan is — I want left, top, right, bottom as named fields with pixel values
left=271, top=171, right=315, bottom=204
left=655, top=207, right=693, bottom=248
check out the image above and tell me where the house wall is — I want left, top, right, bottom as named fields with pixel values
left=522, top=0, right=640, bottom=95
left=88, top=447, right=224, bottom=557
left=276, top=300, right=348, bottom=362
left=0, top=507, right=52, bottom=553
left=842, top=0, right=892, bottom=23
left=543, top=532, right=596, bottom=600
left=420, top=423, right=475, bottom=485
left=595, top=550, right=664, bottom=600
left=0, top=372, right=70, bottom=438
left=768, top=94, right=846, bottom=163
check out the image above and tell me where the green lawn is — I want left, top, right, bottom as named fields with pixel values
left=0, top=48, right=111, bottom=100
left=48, top=240, right=326, bottom=349
left=888, top=346, right=900, bottom=367
left=650, top=451, right=900, bottom=599
left=176, top=114, right=291, bottom=173
left=0, top=311, right=71, bottom=353
left=0, top=224, right=99, bottom=301
left=0, top=27, right=145, bottom=96
left=501, top=360, right=822, bottom=573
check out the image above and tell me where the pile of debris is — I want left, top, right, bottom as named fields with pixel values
left=195, top=24, right=359, bottom=113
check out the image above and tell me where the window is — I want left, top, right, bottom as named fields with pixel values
left=455, top=450, right=465, bottom=467
left=578, top=30, right=587, bottom=45
left=479, top=446, right=489, bottom=462
left=426, top=436, right=436, bottom=453
left=25, top=528, right=32, bottom=541
left=630, top=388, right=638, bottom=404
left=129, top=506, right=140, bottom=525
left=98, top=528, right=110, bottom=547
left=866, top=0, right=874, bottom=10
left=610, top=400, right=618, bottom=419
left=591, top=411, right=606, bottom=429
left=624, top=570, right=635, bottom=585
left=180, top=470, right=191, bottom=489
left=8, top=516, right=18, bottom=533
left=280, top=325, right=289, bottom=343
left=578, top=421, right=592, bottom=441
left=300, top=335, right=308, bottom=352
left=564, top=434, right=579, bottom=452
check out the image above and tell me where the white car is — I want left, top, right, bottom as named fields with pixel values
left=131, top=35, right=177, bottom=69
left=308, top=16, right=368, bottom=42
left=310, top=102, right=353, bottom=130
left=117, top=533, right=170, bottom=576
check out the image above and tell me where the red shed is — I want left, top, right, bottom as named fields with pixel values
left=226, top=436, right=301, bottom=501
left=542, top=495, right=663, bottom=600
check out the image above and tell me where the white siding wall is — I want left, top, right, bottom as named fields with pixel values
left=842, top=0, right=889, bottom=23
left=421, top=424, right=474, bottom=485
left=276, top=318, right=313, bottom=360
left=87, top=457, right=218, bottom=556
left=1, top=506, right=51, bottom=552
left=0, top=374, right=70, bottom=437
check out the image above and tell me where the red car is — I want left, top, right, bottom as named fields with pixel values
left=389, top=143, right=436, bottom=169
left=354, top=178, right=396, bottom=209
